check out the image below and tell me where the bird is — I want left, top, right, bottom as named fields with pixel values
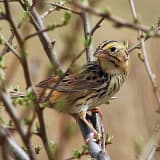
left=36, top=40, right=129, bottom=137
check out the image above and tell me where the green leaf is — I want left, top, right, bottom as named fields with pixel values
left=48, top=140, right=58, bottom=157
left=34, top=145, right=42, bottom=154
left=137, top=52, right=144, bottom=62
left=105, top=100, right=111, bottom=105
left=133, top=136, right=144, bottom=155
left=8, top=120, right=14, bottom=127
left=63, top=11, right=71, bottom=25
left=84, top=36, right=92, bottom=48
left=106, top=133, right=113, bottom=145
left=47, top=23, right=56, bottom=30
left=81, top=145, right=88, bottom=154
left=23, top=118, right=32, bottom=126
left=157, top=17, right=160, bottom=27
left=0, top=5, right=3, bottom=14
left=73, top=150, right=81, bottom=158
left=23, top=0, right=30, bottom=9
left=18, top=11, right=30, bottom=27
left=103, top=7, right=112, bottom=16
left=21, top=50, right=28, bottom=59
left=57, top=68, right=64, bottom=77
left=0, top=34, right=3, bottom=45
left=35, top=122, right=40, bottom=132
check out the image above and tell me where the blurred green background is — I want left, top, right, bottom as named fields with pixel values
left=0, top=0, right=160, bottom=159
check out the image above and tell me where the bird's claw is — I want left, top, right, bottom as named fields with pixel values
left=85, top=132, right=101, bottom=143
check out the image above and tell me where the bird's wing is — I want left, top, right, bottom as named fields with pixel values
left=36, top=63, right=106, bottom=92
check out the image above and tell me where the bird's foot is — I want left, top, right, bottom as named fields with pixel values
left=90, top=107, right=103, bottom=119
left=85, top=130, right=101, bottom=143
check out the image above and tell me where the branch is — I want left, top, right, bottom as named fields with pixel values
left=0, top=34, right=21, bottom=61
left=20, top=2, right=62, bottom=74
left=0, top=126, right=30, bottom=160
left=71, top=1, right=160, bottom=37
left=128, top=26, right=160, bottom=53
left=24, top=21, right=68, bottom=41
left=41, top=1, right=67, bottom=19
left=0, top=90, right=36, bottom=160
left=89, top=17, right=105, bottom=37
left=0, top=31, right=15, bottom=56
left=129, top=1, right=160, bottom=159
left=138, top=124, right=160, bottom=160
left=44, top=48, right=86, bottom=102
left=4, top=0, right=32, bottom=88
left=47, top=2, right=81, bottom=15
left=77, top=117, right=110, bottom=160
left=129, top=0, right=160, bottom=109
left=81, top=0, right=94, bottom=62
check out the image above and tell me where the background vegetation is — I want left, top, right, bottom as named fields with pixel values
left=0, top=0, right=160, bottom=160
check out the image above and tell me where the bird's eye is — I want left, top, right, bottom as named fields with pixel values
left=110, top=46, right=117, bottom=52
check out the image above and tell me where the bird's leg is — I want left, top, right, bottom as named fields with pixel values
left=79, top=111, right=99, bottom=143
left=90, top=107, right=103, bottom=119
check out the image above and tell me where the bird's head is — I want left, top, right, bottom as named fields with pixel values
left=94, top=40, right=129, bottom=74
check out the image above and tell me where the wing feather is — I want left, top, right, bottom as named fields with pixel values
left=36, top=63, right=107, bottom=92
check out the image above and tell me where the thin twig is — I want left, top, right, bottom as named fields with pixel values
left=138, top=124, right=160, bottom=160
left=47, top=2, right=81, bottom=15
left=29, top=8, right=61, bottom=74
left=0, top=34, right=21, bottom=61
left=129, top=0, right=160, bottom=109
left=0, top=31, right=15, bottom=56
left=44, top=48, right=86, bottom=102
left=128, top=26, right=160, bottom=53
left=0, top=90, right=36, bottom=160
left=129, top=1, right=160, bottom=159
left=41, top=1, right=66, bottom=19
left=65, top=152, right=90, bottom=160
left=71, top=1, right=160, bottom=37
left=81, top=1, right=94, bottom=62
left=4, top=0, right=23, bottom=46
left=4, top=0, right=32, bottom=88
left=77, top=118, right=110, bottom=160
left=89, top=17, right=105, bottom=36
left=24, top=22, right=67, bottom=41
left=0, top=126, right=30, bottom=160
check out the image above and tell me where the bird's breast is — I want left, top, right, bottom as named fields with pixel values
left=89, top=73, right=126, bottom=108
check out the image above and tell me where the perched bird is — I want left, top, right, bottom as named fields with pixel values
left=36, top=40, right=129, bottom=136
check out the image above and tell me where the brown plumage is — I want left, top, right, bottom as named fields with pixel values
left=36, top=40, right=129, bottom=135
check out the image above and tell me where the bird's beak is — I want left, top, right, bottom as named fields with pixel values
left=94, top=50, right=106, bottom=58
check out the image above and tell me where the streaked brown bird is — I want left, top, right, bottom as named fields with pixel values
left=36, top=40, right=129, bottom=136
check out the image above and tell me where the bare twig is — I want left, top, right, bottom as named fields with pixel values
left=81, top=0, right=94, bottom=62
left=129, top=1, right=160, bottom=160
left=47, top=2, right=81, bottom=15
left=129, top=0, right=160, bottom=109
left=0, top=126, right=30, bottom=160
left=0, top=34, right=21, bottom=61
left=0, top=90, right=36, bottom=160
left=44, top=48, right=86, bottom=102
left=4, top=0, right=32, bottom=88
left=0, top=31, right=15, bottom=56
left=77, top=118, right=110, bottom=160
left=24, top=22, right=67, bottom=41
left=89, top=17, right=105, bottom=36
left=128, top=26, right=160, bottom=53
left=41, top=1, right=66, bottom=19
left=138, top=124, right=160, bottom=160
left=71, top=1, right=160, bottom=37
